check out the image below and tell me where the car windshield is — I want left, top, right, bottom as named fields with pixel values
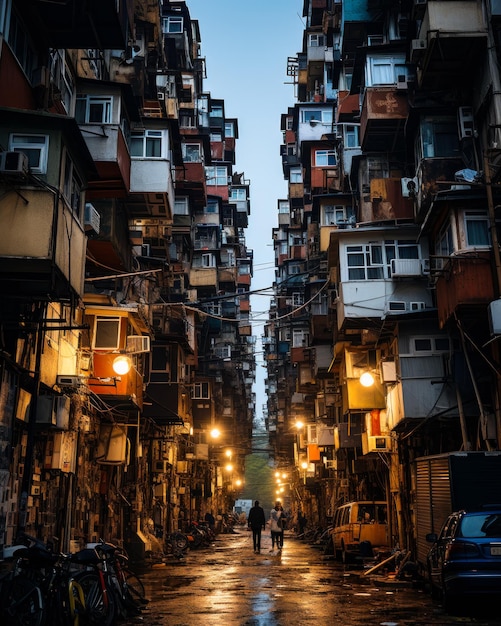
left=459, top=513, right=501, bottom=538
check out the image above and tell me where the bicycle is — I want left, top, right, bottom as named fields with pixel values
left=2, top=534, right=86, bottom=626
left=85, top=540, right=147, bottom=619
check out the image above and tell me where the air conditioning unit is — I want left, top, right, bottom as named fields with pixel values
left=390, top=258, right=423, bottom=277
left=126, top=335, right=150, bottom=353
left=380, top=360, right=397, bottom=383
left=396, top=74, right=408, bottom=90
left=56, top=375, right=84, bottom=388
left=385, top=301, right=407, bottom=313
left=84, top=203, right=100, bottom=234
left=152, top=460, right=169, bottom=473
left=367, top=435, right=391, bottom=452
left=401, top=176, right=418, bottom=198
left=411, top=38, right=427, bottom=62
left=0, top=151, right=29, bottom=175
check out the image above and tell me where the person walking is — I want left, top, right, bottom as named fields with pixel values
left=269, top=501, right=286, bottom=553
left=247, top=500, right=266, bottom=553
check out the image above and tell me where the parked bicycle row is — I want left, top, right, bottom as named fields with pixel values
left=0, top=533, right=148, bottom=626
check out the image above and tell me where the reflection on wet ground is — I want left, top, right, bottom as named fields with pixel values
left=128, top=530, right=500, bottom=626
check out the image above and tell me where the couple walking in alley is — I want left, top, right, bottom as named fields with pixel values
left=247, top=500, right=288, bottom=554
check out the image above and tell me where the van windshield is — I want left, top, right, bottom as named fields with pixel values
left=357, top=504, right=387, bottom=524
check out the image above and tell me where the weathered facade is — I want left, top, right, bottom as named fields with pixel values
left=265, top=0, right=501, bottom=563
left=0, top=0, right=255, bottom=559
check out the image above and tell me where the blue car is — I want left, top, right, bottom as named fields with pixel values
left=426, top=506, right=501, bottom=612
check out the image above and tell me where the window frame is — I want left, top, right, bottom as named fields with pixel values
left=163, top=16, right=183, bottom=33
left=205, top=165, right=228, bottom=186
left=9, top=133, right=49, bottom=174
left=76, top=95, right=113, bottom=124
left=130, top=129, right=163, bottom=158
left=315, top=149, right=336, bottom=167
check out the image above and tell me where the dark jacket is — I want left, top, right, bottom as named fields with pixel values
left=248, top=504, right=266, bottom=529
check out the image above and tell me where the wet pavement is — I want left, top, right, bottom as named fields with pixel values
left=127, top=529, right=501, bottom=626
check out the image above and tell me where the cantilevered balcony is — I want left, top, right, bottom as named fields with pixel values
left=360, top=88, right=408, bottom=153
left=414, top=1, right=488, bottom=91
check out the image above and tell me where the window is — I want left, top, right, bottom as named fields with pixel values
left=278, top=201, right=290, bottom=214
left=163, top=16, right=183, bottom=33
left=182, top=143, right=201, bottom=162
left=75, top=95, right=113, bottom=124
left=49, top=49, right=74, bottom=113
left=300, top=109, right=333, bottom=124
left=174, top=197, right=189, bottom=215
left=410, top=336, right=450, bottom=354
left=292, top=292, right=304, bottom=307
left=418, top=117, right=459, bottom=159
left=130, top=130, right=163, bottom=158
left=193, top=382, right=210, bottom=399
left=9, top=134, right=49, bottom=174
left=206, top=199, right=219, bottom=214
left=179, top=112, right=195, bottom=128
left=323, top=205, right=347, bottom=226
left=308, top=34, right=326, bottom=47
left=292, top=329, right=309, bottom=347
left=290, top=167, right=302, bottom=183
left=63, top=152, right=82, bottom=214
left=367, top=54, right=407, bottom=86
left=436, top=218, right=454, bottom=256
left=225, top=122, right=235, bottom=137
left=344, top=125, right=360, bottom=148
left=210, top=105, right=223, bottom=118
left=346, top=243, right=384, bottom=280
left=205, top=166, right=227, bottom=186
left=93, top=317, right=121, bottom=350
left=230, top=188, right=246, bottom=201
left=8, top=10, right=38, bottom=78
left=315, top=150, right=336, bottom=166
left=210, top=132, right=222, bottom=142
left=464, top=211, right=490, bottom=247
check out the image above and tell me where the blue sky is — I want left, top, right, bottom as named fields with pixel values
left=187, top=0, right=305, bottom=421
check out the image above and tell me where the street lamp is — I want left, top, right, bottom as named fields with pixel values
left=360, top=371, right=375, bottom=387
left=112, top=355, right=132, bottom=375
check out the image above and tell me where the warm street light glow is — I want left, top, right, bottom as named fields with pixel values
left=295, top=420, right=304, bottom=429
left=360, top=371, right=375, bottom=387
left=225, top=449, right=233, bottom=458
left=235, top=478, right=242, bottom=487
left=225, top=463, right=233, bottom=472
left=210, top=428, right=221, bottom=439
left=301, top=461, right=308, bottom=470
left=112, top=355, right=131, bottom=375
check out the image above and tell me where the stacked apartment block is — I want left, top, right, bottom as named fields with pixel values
left=264, top=0, right=501, bottom=558
left=0, top=0, right=255, bottom=558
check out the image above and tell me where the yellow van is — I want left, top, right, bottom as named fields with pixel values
left=330, top=501, right=389, bottom=563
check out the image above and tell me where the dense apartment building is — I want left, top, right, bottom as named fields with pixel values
left=265, top=0, right=501, bottom=561
left=0, top=0, right=255, bottom=558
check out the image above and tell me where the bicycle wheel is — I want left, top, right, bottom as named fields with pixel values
left=123, top=569, right=147, bottom=607
left=1, top=575, right=45, bottom=626
left=169, top=532, right=189, bottom=551
left=73, top=571, right=115, bottom=626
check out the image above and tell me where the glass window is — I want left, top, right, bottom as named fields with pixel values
left=225, top=122, right=235, bottom=137
left=230, top=188, right=246, bottom=201
left=75, top=95, right=113, bottom=124
left=130, top=130, right=162, bottom=158
left=183, top=143, right=201, bottom=162
left=63, top=151, right=82, bottom=214
left=163, top=16, right=183, bottom=33
left=193, top=382, right=210, bottom=399
left=290, top=167, right=302, bottom=183
left=206, top=199, right=219, bottom=213
left=346, top=243, right=384, bottom=280
left=344, top=125, right=360, bottom=148
left=9, top=134, right=49, bottom=174
left=464, top=211, right=490, bottom=247
left=174, top=197, right=189, bottom=215
left=94, top=317, right=121, bottom=350
left=205, top=166, right=227, bottom=186
left=419, top=117, right=459, bottom=158
left=436, top=218, right=454, bottom=256
left=308, top=34, right=325, bottom=47
left=301, top=109, right=333, bottom=124
left=315, top=150, right=336, bottom=166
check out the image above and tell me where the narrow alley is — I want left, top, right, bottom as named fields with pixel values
left=126, top=529, right=500, bottom=626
